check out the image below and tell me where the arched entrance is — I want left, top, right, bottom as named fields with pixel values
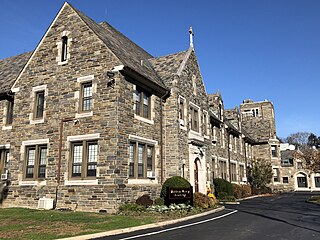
left=297, top=173, right=308, bottom=188
left=194, top=158, right=200, bottom=192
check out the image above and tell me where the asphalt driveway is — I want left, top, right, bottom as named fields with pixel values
left=95, top=192, right=320, bottom=240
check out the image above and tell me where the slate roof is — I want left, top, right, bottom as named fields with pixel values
left=281, top=150, right=295, bottom=160
left=0, top=52, right=32, bottom=93
left=69, top=4, right=166, bottom=90
left=149, top=51, right=187, bottom=85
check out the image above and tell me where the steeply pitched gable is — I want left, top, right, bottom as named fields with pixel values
left=69, top=5, right=167, bottom=90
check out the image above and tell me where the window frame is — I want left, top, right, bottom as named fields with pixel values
left=129, top=141, right=155, bottom=179
left=135, top=87, right=151, bottom=119
left=80, top=81, right=93, bottom=113
left=190, top=106, right=199, bottom=132
left=230, top=162, right=237, bottom=182
left=282, top=176, right=289, bottom=184
left=69, top=140, right=98, bottom=180
left=34, top=90, right=45, bottom=119
left=6, top=99, right=14, bottom=125
left=219, top=160, right=227, bottom=180
left=271, top=145, right=278, bottom=158
left=0, top=149, right=9, bottom=175
left=23, top=144, right=47, bottom=180
left=61, top=36, right=68, bottom=62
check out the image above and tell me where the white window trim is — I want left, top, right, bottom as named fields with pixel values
left=67, top=133, right=100, bottom=142
left=22, top=138, right=49, bottom=146
left=74, top=75, right=96, bottom=118
left=30, top=85, right=47, bottom=124
left=128, top=134, right=158, bottom=146
left=56, top=30, right=72, bottom=65
left=179, top=96, right=187, bottom=130
left=19, top=180, right=47, bottom=186
left=133, top=85, right=155, bottom=125
left=65, top=179, right=99, bottom=185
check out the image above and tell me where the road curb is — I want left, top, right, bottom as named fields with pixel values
left=238, top=193, right=274, bottom=201
left=59, top=206, right=225, bottom=240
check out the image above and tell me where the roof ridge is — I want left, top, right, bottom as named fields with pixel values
left=151, top=50, right=188, bottom=60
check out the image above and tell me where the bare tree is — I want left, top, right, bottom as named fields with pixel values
left=294, top=146, right=320, bottom=172
left=285, top=132, right=311, bottom=147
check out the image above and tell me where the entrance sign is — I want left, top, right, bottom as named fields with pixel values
left=165, top=187, right=193, bottom=206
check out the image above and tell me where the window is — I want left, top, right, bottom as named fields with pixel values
left=230, top=162, right=237, bottom=182
left=283, top=177, right=289, bottom=184
left=61, top=36, right=68, bottom=62
left=24, top=145, right=47, bottom=180
left=70, top=141, right=98, bottom=179
left=6, top=99, right=14, bottom=125
left=281, top=158, right=293, bottom=166
left=135, top=88, right=151, bottom=119
left=219, top=160, right=227, bottom=180
left=80, top=82, right=93, bottom=112
left=203, top=112, right=208, bottom=135
left=0, top=149, right=9, bottom=175
left=273, top=168, right=279, bottom=182
left=218, top=104, right=222, bottom=119
left=252, top=108, right=259, bottom=117
left=190, top=106, right=199, bottom=132
left=179, top=98, right=185, bottom=126
left=234, top=137, right=237, bottom=153
left=212, top=158, right=216, bottom=179
left=34, top=91, right=45, bottom=119
left=239, top=164, right=244, bottom=181
left=129, top=142, right=154, bottom=178
left=271, top=145, right=278, bottom=158
left=297, top=162, right=303, bottom=169
left=211, top=125, right=217, bottom=143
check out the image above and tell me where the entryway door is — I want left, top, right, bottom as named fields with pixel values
left=297, top=176, right=307, bottom=188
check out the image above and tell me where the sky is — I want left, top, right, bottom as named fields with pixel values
left=1, top=0, right=320, bottom=139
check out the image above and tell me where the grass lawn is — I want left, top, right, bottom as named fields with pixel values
left=307, top=195, right=320, bottom=205
left=0, top=206, right=210, bottom=239
left=0, top=208, right=161, bottom=239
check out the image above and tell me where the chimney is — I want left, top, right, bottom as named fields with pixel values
left=189, top=26, right=194, bottom=48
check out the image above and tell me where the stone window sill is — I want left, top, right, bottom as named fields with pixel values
left=19, top=180, right=46, bottom=186
left=75, top=111, right=93, bottom=119
left=65, top=179, right=98, bottom=185
left=134, top=114, right=154, bottom=125
left=30, top=118, right=44, bottom=124
left=2, top=125, right=12, bottom=130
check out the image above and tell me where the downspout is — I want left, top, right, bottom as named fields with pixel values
left=227, top=132, right=232, bottom=182
left=160, top=91, right=170, bottom=185
left=55, top=117, right=76, bottom=209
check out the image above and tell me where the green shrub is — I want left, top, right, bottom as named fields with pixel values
left=219, top=195, right=236, bottom=202
left=118, top=203, right=146, bottom=212
left=193, top=192, right=215, bottom=209
left=213, top=178, right=234, bottom=197
left=232, top=183, right=242, bottom=199
left=160, top=176, right=191, bottom=199
left=136, top=194, right=153, bottom=207
left=241, top=185, right=252, bottom=197
left=154, top=197, right=165, bottom=206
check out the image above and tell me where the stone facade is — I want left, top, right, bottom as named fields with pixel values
left=0, top=2, right=303, bottom=213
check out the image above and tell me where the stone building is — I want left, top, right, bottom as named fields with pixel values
left=0, top=2, right=293, bottom=212
left=275, top=144, right=320, bottom=191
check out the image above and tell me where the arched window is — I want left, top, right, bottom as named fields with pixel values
left=61, top=36, right=68, bottom=62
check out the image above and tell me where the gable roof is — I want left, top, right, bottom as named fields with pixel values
left=149, top=50, right=188, bottom=85
left=69, top=4, right=167, bottom=92
left=0, top=52, right=32, bottom=94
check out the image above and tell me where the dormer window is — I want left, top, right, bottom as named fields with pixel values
left=61, top=36, right=68, bottom=62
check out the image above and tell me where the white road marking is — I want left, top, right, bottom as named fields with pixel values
left=118, top=210, right=238, bottom=240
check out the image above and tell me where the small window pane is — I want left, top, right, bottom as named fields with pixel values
left=6, top=100, right=14, bottom=125
left=138, top=144, right=144, bottom=177
left=26, top=148, right=35, bottom=178
left=135, top=90, right=140, bottom=115
left=82, top=83, right=92, bottom=111
left=129, top=143, right=135, bottom=177
left=72, top=144, right=83, bottom=177
left=147, top=146, right=153, bottom=171
left=87, top=142, right=97, bottom=177
left=61, top=36, right=68, bottom=62
left=35, top=91, right=45, bottom=118
left=38, top=146, right=47, bottom=178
